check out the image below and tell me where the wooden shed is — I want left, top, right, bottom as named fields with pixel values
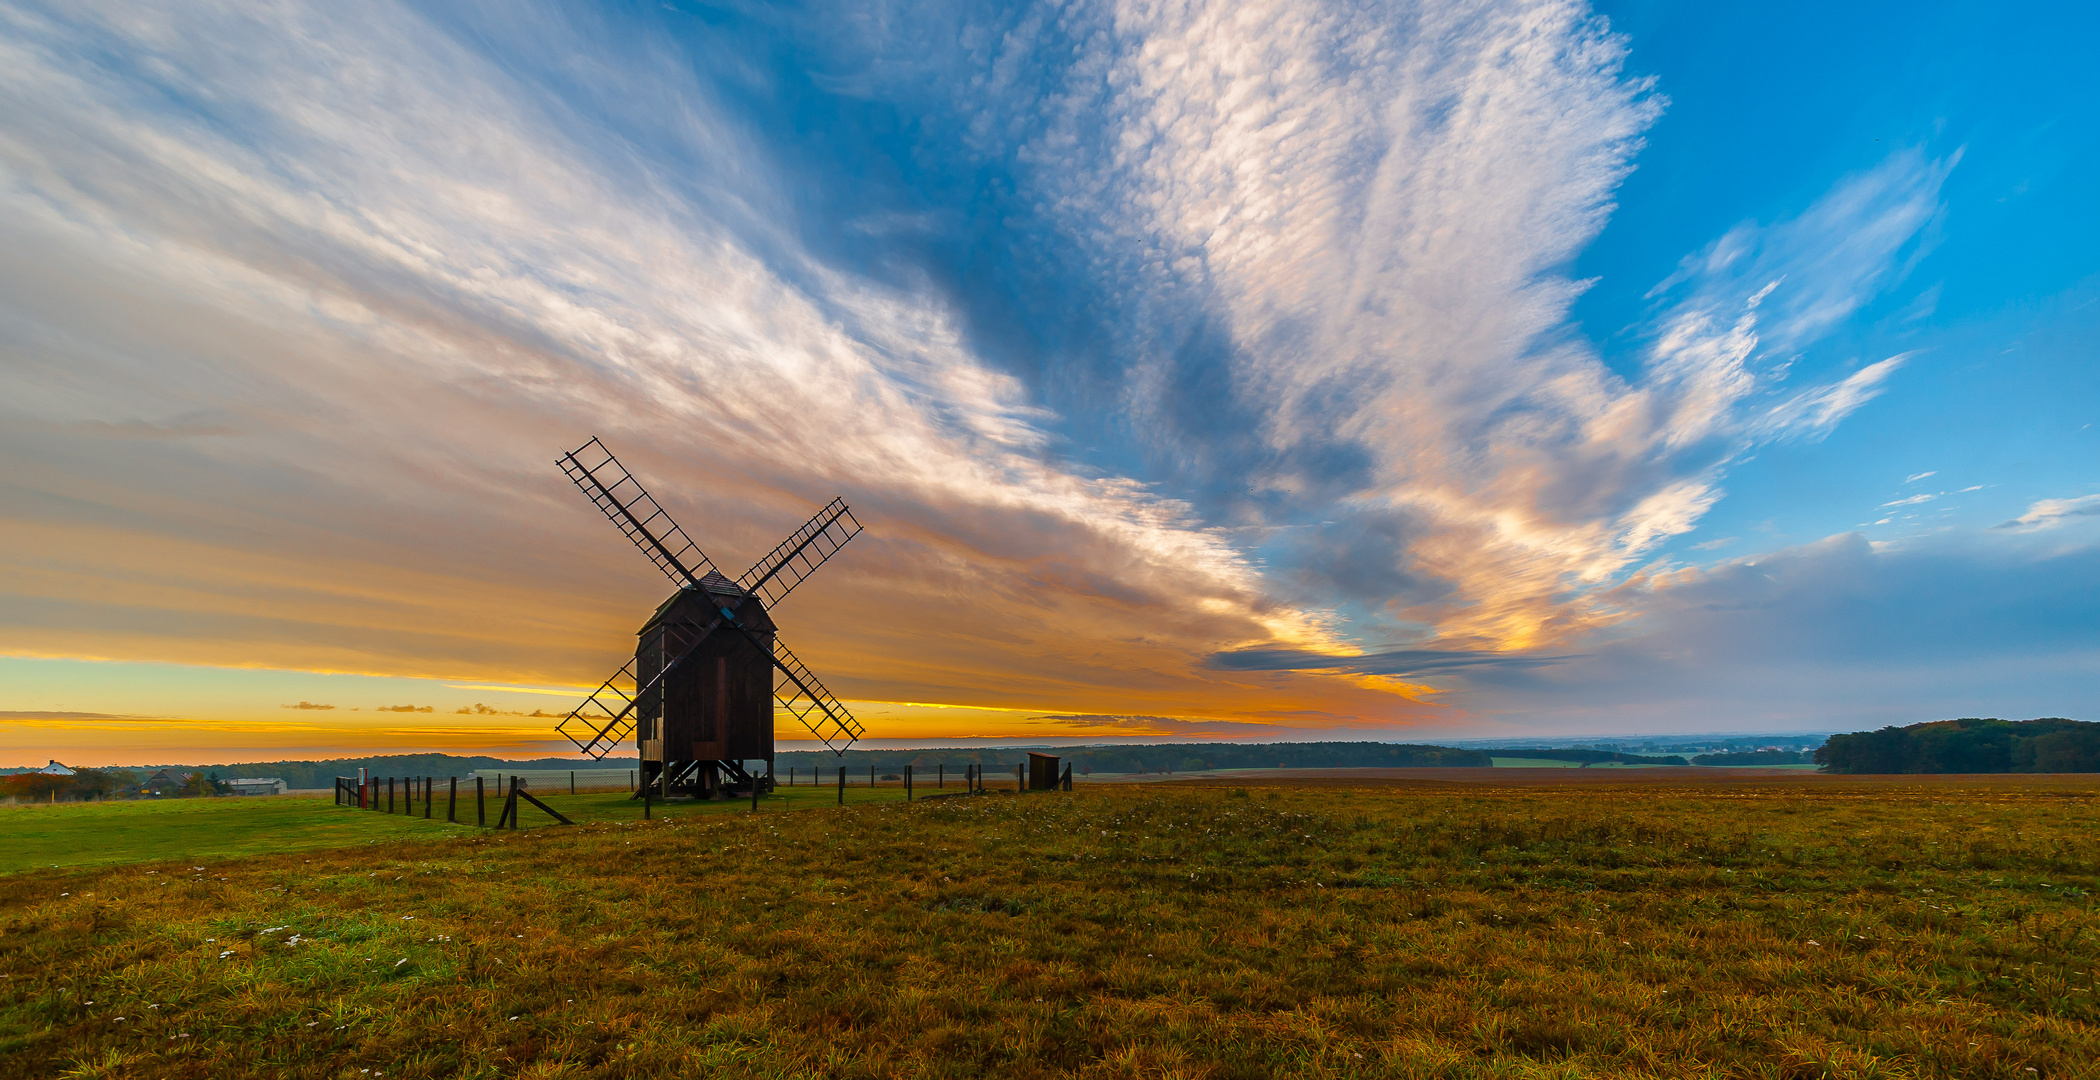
left=635, top=571, right=775, bottom=796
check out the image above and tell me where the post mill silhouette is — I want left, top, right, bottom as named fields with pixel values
left=554, top=437, right=864, bottom=797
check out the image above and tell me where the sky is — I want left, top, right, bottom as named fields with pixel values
left=1, top=0, right=2095, bottom=766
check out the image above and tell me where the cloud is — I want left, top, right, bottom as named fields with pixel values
left=280, top=701, right=336, bottom=710
left=1997, top=494, right=2100, bottom=532
left=1210, top=648, right=1575, bottom=678
left=1427, top=532, right=2100, bottom=732
left=1881, top=492, right=1937, bottom=508
left=1027, top=714, right=1286, bottom=737
left=1906, top=471, right=1937, bottom=483
left=375, top=705, right=435, bottom=713
left=0, top=0, right=1967, bottom=750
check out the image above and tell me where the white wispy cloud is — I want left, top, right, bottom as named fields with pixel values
left=1997, top=494, right=2100, bottom=532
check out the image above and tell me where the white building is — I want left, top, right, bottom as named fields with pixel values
left=225, top=777, right=287, bottom=796
left=35, top=760, right=74, bottom=776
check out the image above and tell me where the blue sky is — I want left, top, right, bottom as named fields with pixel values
left=0, top=0, right=2093, bottom=762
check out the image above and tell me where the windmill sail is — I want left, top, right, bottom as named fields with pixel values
left=769, top=638, right=864, bottom=751
left=556, top=613, right=729, bottom=759
left=558, top=437, right=719, bottom=589
left=738, top=497, right=862, bottom=607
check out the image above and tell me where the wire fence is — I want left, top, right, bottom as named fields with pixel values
left=332, top=760, right=1076, bottom=830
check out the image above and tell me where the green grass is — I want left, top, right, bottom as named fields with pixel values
left=0, top=783, right=947, bottom=874
left=3, top=777, right=2097, bottom=1078
left=0, top=798, right=459, bottom=874
left=1487, top=757, right=1583, bottom=768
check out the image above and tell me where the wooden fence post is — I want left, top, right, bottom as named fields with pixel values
left=869, top=765, right=875, bottom=788
left=906, top=765, right=913, bottom=802
left=750, top=763, right=759, bottom=812
left=476, top=776, right=485, bottom=827
left=424, top=777, right=433, bottom=818
left=1017, top=764, right=1023, bottom=792
left=448, top=777, right=457, bottom=823
left=837, top=765, right=844, bottom=806
left=570, top=770, right=575, bottom=795
left=643, top=778, right=651, bottom=820
left=938, top=764, right=944, bottom=789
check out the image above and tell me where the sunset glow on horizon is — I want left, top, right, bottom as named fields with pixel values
left=3, top=0, right=2094, bottom=767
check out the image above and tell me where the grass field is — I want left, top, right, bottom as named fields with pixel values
left=2, top=775, right=2096, bottom=1078
left=0, top=784, right=932, bottom=874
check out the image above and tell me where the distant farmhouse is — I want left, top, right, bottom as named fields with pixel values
left=142, top=769, right=188, bottom=796
left=224, top=777, right=287, bottom=796
left=34, top=760, right=74, bottom=776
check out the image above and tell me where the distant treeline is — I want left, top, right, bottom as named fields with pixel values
left=774, top=741, right=1491, bottom=775
left=136, top=754, right=641, bottom=791
left=1490, top=748, right=1690, bottom=767
left=1817, top=718, right=2097, bottom=774
left=1690, top=750, right=1815, bottom=766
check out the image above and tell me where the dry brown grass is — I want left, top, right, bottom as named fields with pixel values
left=2, top=776, right=2096, bottom=1078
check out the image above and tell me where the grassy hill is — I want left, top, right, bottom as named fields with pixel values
left=2, top=776, right=2096, bottom=1076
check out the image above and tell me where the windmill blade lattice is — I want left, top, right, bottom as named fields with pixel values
left=739, top=497, right=862, bottom=607
left=557, top=615, right=729, bottom=759
left=769, top=637, right=864, bottom=751
left=558, top=437, right=718, bottom=589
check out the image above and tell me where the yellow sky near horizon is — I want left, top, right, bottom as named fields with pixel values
left=0, top=652, right=1456, bottom=768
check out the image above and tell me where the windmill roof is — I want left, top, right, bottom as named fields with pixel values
left=696, top=570, right=744, bottom=595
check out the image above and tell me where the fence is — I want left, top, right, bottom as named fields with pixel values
left=333, top=774, right=571, bottom=829
left=334, top=760, right=1077, bottom=829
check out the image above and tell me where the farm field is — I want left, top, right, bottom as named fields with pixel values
left=2, top=776, right=2096, bottom=1078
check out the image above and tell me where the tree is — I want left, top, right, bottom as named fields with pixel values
left=178, top=770, right=228, bottom=797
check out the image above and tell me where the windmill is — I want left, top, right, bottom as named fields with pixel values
left=553, top=437, right=864, bottom=798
